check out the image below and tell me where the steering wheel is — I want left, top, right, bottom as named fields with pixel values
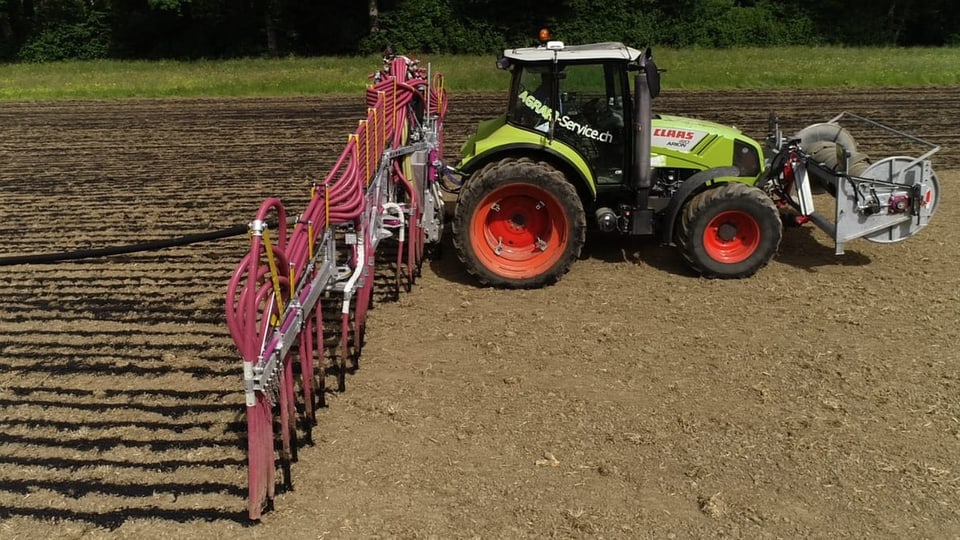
left=581, top=98, right=623, bottom=134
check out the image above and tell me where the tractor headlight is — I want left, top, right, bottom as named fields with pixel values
left=733, top=139, right=761, bottom=177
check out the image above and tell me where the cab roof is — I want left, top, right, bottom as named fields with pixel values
left=502, top=42, right=643, bottom=64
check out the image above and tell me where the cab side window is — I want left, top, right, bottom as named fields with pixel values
left=558, top=63, right=624, bottom=138
left=557, top=64, right=627, bottom=184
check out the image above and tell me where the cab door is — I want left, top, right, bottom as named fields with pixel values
left=554, top=62, right=629, bottom=184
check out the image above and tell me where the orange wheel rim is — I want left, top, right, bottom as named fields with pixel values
left=703, top=210, right=760, bottom=264
left=469, top=184, right=568, bottom=280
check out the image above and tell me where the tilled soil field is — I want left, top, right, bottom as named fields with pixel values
left=1, top=88, right=959, bottom=539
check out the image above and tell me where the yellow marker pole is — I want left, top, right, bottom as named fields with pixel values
left=350, top=133, right=360, bottom=186
left=261, top=228, right=285, bottom=318
left=308, top=221, right=315, bottom=260
left=359, top=119, right=369, bottom=184
left=370, top=107, right=379, bottom=157
left=288, top=262, right=295, bottom=299
left=365, top=117, right=372, bottom=185
left=378, top=91, right=387, bottom=151
left=324, top=184, right=331, bottom=228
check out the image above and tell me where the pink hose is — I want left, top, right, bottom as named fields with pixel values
left=226, top=53, right=448, bottom=520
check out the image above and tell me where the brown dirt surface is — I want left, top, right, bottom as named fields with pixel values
left=1, top=88, right=959, bottom=539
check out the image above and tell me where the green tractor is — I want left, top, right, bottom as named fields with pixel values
left=451, top=39, right=781, bottom=288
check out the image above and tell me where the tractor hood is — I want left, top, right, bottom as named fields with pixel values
left=650, top=114, right=762, bottom=177
left=654, top=114, right=746, bottom=140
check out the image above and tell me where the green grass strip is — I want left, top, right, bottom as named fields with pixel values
left=0, top=47, right=958, bottom=100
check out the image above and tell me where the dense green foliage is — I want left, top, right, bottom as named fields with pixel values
left=1, top=0, right=958, bottom=62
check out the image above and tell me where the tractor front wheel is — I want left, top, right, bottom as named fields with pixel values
left=676, top=182, right=782, bottom=278
left=453, top=158, right=585, bottom=288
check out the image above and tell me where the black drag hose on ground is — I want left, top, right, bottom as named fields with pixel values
left=0, top=224, right=250, bottom=266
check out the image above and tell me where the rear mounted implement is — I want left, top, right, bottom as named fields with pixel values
left=762, top=111, right=940, bottom=254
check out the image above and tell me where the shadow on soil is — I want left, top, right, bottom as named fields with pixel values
left=775, top=224, right=872, bottom=271
left=0, top=506, right=254, bottom=530
left=581, top=231, right=696, bottom=276
left=427, top=221, right=872, bottom=286
left=426, top=223, right=698, bottom=286
left=0, top=367, right=285, bottom=528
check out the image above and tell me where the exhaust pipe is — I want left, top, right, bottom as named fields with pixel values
left=631, top=50, right=658, bottom=235
left=633, top=73, right=651, bottom=207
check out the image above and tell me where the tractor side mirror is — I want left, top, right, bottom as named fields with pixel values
left=642, top=48, right=660, bottom=99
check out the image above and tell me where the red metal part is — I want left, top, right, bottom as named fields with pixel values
left=468, top=184, right=570, bottom=280
left=702, top=210, right=761, bottom=264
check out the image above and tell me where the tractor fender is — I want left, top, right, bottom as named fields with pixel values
left=459, top=143, right=596, bottom=204
left=658, top=166, right=740, bottom=244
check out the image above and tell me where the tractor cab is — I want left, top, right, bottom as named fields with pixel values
left=507, top=47, right=631, bottom=184
left=504, top=44, right=635, bottom=185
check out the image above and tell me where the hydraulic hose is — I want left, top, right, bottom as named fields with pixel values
left=0, top=224, right=249, bottom=266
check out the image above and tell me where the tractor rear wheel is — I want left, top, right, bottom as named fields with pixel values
left=453, top=158, right=586, bottom=288
left=676, top=182, right=782, bottom=278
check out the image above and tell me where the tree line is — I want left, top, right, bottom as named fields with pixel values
left=1, top=0, right=958, bottom=62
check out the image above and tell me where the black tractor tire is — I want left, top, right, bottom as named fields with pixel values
left=676, top=182, right=782, bottom=279
left=453, top=157, right=586, bottom=288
